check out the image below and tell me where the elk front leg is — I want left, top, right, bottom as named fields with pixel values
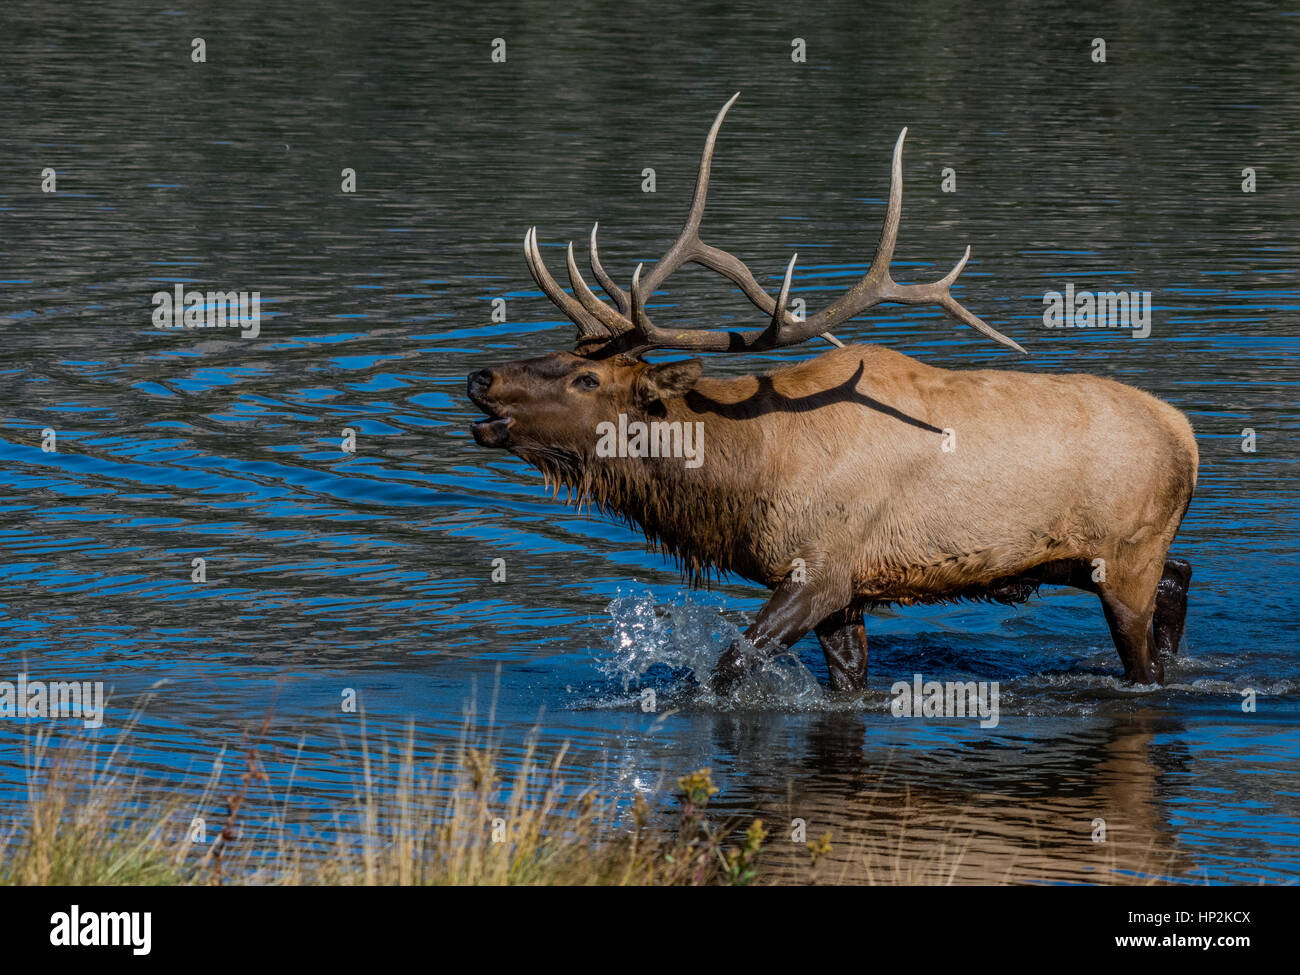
left=712, top=574, right=850, bottom=695
left=814, top=609, right=868, bottom=693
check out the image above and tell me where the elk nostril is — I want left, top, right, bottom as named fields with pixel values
left=468, top=369, right=493, bottom=397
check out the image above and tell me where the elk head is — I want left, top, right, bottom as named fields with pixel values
left=467, top=93, right=1024, bottom=474
left=468, top=349, right=701, bottom=456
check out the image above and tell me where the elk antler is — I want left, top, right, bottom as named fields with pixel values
left=523, top=94, right=1026, bottom=356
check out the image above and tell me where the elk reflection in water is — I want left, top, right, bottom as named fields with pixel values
left=705, top=713, right=1189, bottom=885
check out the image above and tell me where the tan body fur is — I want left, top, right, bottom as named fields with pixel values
left=638, top=344, right=1197, bottom=609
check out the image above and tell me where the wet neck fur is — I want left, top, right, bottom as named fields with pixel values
left=522, top=390, right=768, bottom=584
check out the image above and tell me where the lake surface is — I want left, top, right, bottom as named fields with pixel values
left=1, top=0, right=1297, bottom=883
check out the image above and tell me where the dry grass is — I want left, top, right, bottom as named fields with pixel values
left=0, top=716, right=778, bottom=886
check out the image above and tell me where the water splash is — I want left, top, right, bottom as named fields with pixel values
left=595, top=589, right=827, bottom=710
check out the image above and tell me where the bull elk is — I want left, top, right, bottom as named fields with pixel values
left=467, top=94, right=1196, bottom=694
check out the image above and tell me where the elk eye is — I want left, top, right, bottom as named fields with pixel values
left=575, top=373, right=600, bottom=390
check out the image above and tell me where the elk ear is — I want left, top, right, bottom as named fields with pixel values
left=636, top=358, right=702, bottom=406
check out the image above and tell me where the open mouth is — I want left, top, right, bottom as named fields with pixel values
left=467, top=373, right=513, bottom=448
left=471, top=413, right=513, bottom=448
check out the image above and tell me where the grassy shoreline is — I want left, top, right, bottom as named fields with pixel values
left=0, top=719, right=802, bottom=886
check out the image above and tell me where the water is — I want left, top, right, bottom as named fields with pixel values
left=1, top=0, right=1298, bottom=883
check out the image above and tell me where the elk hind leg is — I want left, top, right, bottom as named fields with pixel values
left=1153, top=557, right=1191, bottom=658
left=1098, top=561, right=1165, bottom=685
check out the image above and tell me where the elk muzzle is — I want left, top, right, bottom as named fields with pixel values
left=467, top=368, right=513, bottom=447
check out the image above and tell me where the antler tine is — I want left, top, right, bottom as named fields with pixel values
left=629, top=263, right=662, bottom=342
left=635, top=92, right=741, bottom=301
left=754, top=254, right=798, bottom=348
left=566, top=242, right=634, bottom=334
left=589, top=224, right=630, bottom=316
left=524, top=227, right=608, bottom=340
left=908, top=247, right=1026, bottom=353
left=873, top=126, right=906, bottom=277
